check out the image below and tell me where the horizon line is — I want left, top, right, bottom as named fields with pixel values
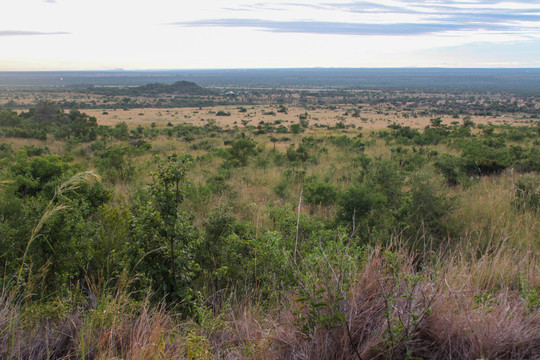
left=2, top=67, right=540, bottom=72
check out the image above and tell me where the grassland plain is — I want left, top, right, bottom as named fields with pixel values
left=0, top=85, right=539, bottom=359
left=83, top=105, right=525, bottom=129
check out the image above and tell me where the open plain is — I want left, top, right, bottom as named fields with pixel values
left=1, top=71, right=539, bottom=359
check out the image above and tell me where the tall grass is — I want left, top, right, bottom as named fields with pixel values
left=1, top=241, right=537, bottom=359
left=451, top=172, right=540, bottom=251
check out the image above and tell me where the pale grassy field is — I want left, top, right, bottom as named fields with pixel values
left=82, top=104, right=524, bottom=130
left=1, top=87, right=531, bottom=130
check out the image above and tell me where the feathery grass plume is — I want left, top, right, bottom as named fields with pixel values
left=5, top=171, right=101, bottom=358
left=16, top=171, right=102, bottom=285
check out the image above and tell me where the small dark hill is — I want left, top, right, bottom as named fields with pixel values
left=136, top=81, right=213, bottom=95
left=89, top=80, right=214, bottom=96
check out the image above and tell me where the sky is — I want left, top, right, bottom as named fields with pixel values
left=1, top=0, right=540, bottom=70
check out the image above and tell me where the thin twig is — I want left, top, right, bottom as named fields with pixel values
left=294, top=188, right=303, bottom=263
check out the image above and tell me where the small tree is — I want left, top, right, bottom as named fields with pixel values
left=96, top=145, right=134, bottom=182
left=290, top=123, right=303, bottom=134
left=228, top=137, right=258, bottom=166
left=151, top=154, right=192, bottom=289
left=128, top=154, right=197, bottom=301
left=32, top=100, right=58, bottom=123
left=270, top=136, right=279, bottom=151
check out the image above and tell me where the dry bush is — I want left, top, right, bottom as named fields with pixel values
left=269, top=247, right=540, bottom=360
left=421, top=291, right=540, bottom=359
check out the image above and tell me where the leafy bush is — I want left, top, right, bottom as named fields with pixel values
left=206, top=172, right=232, bottom=195
left=196, top=205, right=236, bottom=292
left=95, top=145, right=134, bottom=182
left=459, top=140, right=512, bottom=176
left=366, top=159, right=404, bottom=209
left=337, top=184, right=386, bottom=226
left=290, top=123, right=303, bottom=134
left=0, top=108, right=21, bottom=126
left=227, top=137, right=258, bottom=167
left=405, top=173, right=455, bottom=241
left=303, top=177, right=337, bottom=207
left=286, top=144, right=311, bottom=163
left=517, top=147, right=540, bottom=173
left=10, top=152, right=70, bottom=198
left=434, top=154, right=465, bottom=186
left=274, top=178, right=290, bottom=199
left=127, top=154, right=198, bottom=303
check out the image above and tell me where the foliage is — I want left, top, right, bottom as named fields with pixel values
left=337, top=183, right=386, bottom=227
left=303, top=176, right=337, bottom=207
left=196, top=205, right=237, bottom=292
left=286, top=144, right=311, bottom=163
left=434, top=154, right=465, bottom=186
left=227, top=137, right=258, bottom=167
left=1, top=102, right=98, bottom=142
left=95, top=145, right=135, bottom=182
left=129, top=153, right=197, bottom=302
left=405, top=173, right=455, bottom=242
left=457, top=139, right=512, bottom=176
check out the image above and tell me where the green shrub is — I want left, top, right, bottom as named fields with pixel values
left=405, top=173, right=455, bottom=241
left=304, top=177, right=337, bottom=207
left=0, top=108, right=21, bottom=126
left=286, top=144, right=310, bottom=163
left=434, top=154, right=465, bottom=186
left=95, top=145, right=134, bottom=182
left=228, top=137, right=258, bottom=167
left=290, top=123, right=303, bottom=134
left=127, top=154, right=198, bottom=303
left=274, top=178, right=290, bottom=199
left=459, top=140, right=512, bottom=176
left=517, top=147, right=540, bottom=173
left=337, top=184, right=386, bottom=226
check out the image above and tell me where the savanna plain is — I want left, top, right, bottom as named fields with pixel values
left=0, top=75, right=539, bottom=359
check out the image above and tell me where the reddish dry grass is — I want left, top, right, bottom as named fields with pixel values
left=266, top=249, right=539, bottom=360
left=1, top=247, right=538, bottom=359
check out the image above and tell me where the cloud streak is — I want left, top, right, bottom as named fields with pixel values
left=196, top=0, right=540, bottom=36
left=0, top=30, right=69, bottom=37
left=226, top=0, right=540, bottom=15
left=173, top=18, right=527, bottom=36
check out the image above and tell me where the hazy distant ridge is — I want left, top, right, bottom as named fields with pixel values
left=1, top=69, right=540, bottom=94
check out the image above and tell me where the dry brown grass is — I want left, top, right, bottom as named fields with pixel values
left=2, top=137, right=65, bottom=155
left=451, top=173, right=540, bottom=251
left=2, top=242, right=538, bottom=360
left=81, top=105, right=520, bottom=130
left=230, top=246, right=539, bottom=360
